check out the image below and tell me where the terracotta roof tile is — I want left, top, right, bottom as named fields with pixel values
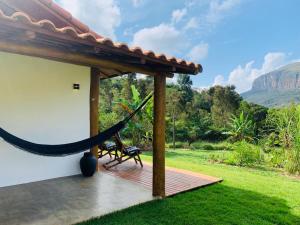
left=0, top=0, right=202, bottom=74
left=37, top=0, right=101, bottom=38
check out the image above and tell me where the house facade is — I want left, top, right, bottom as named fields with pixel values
left=0, top=52, right=90, bottom=187
left=0, top=0, right=201, bottom=196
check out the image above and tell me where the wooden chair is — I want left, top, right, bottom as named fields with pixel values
left=98, top=141, right=118, bottom=159
left=104, top=132, right=143, bottom=169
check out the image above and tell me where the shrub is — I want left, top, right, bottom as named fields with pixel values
left=99, top=111, right=119, bottom=130
left=166, top=142, right=189, bottom=149
left=261, top=132, right=281, bottom=153
left=201, top=144, right=215, bottom=150
left=202, top=128, right=228, bottom=142
left=226, top=141, right=263, bottom=166
left=285, top=147, right=300, bottom=175
left=208, top=153, right=228, bottom=163
left=265, top=104, right=300, bottom=174
left=190, top=141, right=233, bottom=151
left=214, top=143, right=233, bottom=151
left=266, top=148, right=285, bottom=168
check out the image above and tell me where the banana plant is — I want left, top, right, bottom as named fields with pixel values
left=226, top=111, right=255, bottom=142
left=116, top=85, right=153, bottom=145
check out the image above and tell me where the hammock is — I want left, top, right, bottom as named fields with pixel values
left=0, top=93, right=153, bottom=157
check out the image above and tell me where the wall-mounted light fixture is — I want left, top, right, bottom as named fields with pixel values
left=73, top=83, right=80, bottom=90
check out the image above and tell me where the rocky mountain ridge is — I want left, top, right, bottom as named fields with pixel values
left=242, top=62, right=300, bottom=107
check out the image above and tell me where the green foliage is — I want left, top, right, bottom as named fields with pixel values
left=238, top=101, right=268, bottom=138
left=209, top=85, right=242, bottom=128
left=202, top=127, right=228, bottom=141
left=165, top=142, right=189, bottom=149
left=177, top=74, right=193, bottom=108
left=99, top=75, right=268, bottom=151
left=117, top=85, right=153, bottom=146
left=266, top=104, right=300, bottom=148
left=267, top=148, right=286, bottom=168
left=190, top=141, right=232, bottom=151
left=226, top=141, right=263, bottom=166
left=166, top=81, right=212, bottom=146
left=99, top=111, right=119, bottom=130
left=286, top=145, right=300, bottom=175
left=226, top=111, right=255, bottom=142
left=98, top=74, right=300, bottom=175
left=261, top=132, right=280, bottom=153
left=265, top=104, right=300, bottom=174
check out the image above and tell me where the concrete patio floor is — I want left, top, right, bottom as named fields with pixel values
left=0, top=172, right=154, bottom=225
left=0, top=156, right=222, bottom=225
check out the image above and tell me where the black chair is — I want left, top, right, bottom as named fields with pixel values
left=98, top=141, right=118, bottom=159
left=104, top=132, right=143, bottom=169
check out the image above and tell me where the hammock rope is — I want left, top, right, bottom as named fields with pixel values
left=0, top=93, right=153, bottom=157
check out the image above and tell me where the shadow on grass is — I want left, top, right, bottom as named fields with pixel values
left=77, top=184, right=300, bottom=225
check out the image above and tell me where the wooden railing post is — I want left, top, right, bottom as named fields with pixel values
left=90, top=67, right=100, bottom=170
left=153, top=73, right=166, bottom=197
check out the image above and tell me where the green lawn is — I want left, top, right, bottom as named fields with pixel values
left=78, top=149, right=300, bottom=225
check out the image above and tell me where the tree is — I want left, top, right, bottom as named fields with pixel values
left=166, top=85, right=181, bottom=149
left=193, top=90, right=212, bottom=113
left=238, top=101, right=268, bottom=138
left=177, top=74, right=193, bottom=109
left=121, top=73, right=137, bottom=101
left=209, top=85, right=242, bottom=128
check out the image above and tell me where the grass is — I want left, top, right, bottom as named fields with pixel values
left=78, top=149, right=300, bottom=225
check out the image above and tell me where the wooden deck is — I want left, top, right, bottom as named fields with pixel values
left=99, top=156, right=222, bottom=197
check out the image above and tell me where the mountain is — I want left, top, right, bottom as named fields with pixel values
left=242, top=62, right=300, bottom=107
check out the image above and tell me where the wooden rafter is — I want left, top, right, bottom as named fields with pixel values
left=0, top=18, right=200, bottom=77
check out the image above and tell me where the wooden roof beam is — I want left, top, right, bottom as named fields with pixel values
left=0, top=20, right=200, bottom=75
left=0, top=40, right=175, bottom=77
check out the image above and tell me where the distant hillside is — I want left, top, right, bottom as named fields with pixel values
left=242, top=62, right=300, bottom=107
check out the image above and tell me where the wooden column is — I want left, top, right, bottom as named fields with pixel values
left=153, top=73, right=166, bottom=197
left=90, top=67, right=100, bottom=170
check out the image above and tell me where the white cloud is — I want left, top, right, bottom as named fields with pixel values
left=132, top=0, right=143, bottom=7
left=57, top=0, right=80, bottom=15
left=206, top=0, right=240, bottom=24
left=213, top=74, right=225, bottom=86
left=187, top=43, right=209, bottom=62
left=131, top=23, right=186, bottom=55
left=130, top=0, right=243, bottom=61
left=58, top=0, right=121, bottom=40
left=213, top=52, right=288, bottom=93
left=171, top=8, right=187, bottom=23
left=167, top=75, right=179, bottom=85
left=184, top=17, right=198, bottom=30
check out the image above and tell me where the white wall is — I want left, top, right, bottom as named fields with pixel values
left=0, top=52, right=90, bottom=187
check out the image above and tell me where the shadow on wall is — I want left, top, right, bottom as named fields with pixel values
left=78, top=184, right=300, bottom=225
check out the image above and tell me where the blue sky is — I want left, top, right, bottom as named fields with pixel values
left=56, top=0, right=300, bottom=93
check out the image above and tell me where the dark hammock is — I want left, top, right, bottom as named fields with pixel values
left=0, top=93, right=153, bottom=157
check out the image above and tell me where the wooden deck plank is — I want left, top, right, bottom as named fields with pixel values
left=99, top=157, right=222, bottom=197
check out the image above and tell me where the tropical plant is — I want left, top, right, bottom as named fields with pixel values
left=265, top=104, right=300, bottom=174
left=226, top=111, right=255, bottom=142
left=117, top=85, right=153, bottom=146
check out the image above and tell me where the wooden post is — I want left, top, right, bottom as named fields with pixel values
left=153, top=73, right=166, bottom=197
left=90, top=67, right=100, bottom=170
